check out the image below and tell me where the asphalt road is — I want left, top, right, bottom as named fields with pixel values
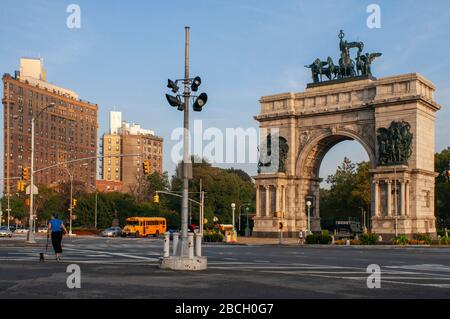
left=0, top=235, right=449, bottom=299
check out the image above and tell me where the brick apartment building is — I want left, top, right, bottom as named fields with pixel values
left=99, top=111, right=163, bottom=193
left=2, top=58, right=98, bottom=194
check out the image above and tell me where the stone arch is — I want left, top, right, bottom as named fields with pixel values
left=296, top=128, right=377, bottom=178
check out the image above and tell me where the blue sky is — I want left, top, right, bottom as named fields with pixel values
left=1, top=0, right=449, bottom=188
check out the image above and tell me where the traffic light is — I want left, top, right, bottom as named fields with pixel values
left=153, top=194, right=160, bottom=204
left=143, top=160, right=150, bottom=176
left=17, top=181, right=25, bottom=192
left=72, top=199, right=78, bottom=208
left=446, top=169, right=450, bottom=182
left=193, top=93, right=208, bottom=112
left=22, top=167, right=29, bottom=181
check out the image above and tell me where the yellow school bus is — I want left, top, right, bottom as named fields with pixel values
left=123, top=217, right=167, bottom=237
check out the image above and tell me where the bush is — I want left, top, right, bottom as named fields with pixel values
left=306, top=234, right=319, bottom=244
left=203, top=232, right=224, bottom=243
left=360, top=233, right=378, bottom=245
left=334, top=240, right=347, bottom=245
left=412, top=234, right=432, bottom=245
left=350, top=239, right=361, bottom=245
left=306, top=231, right=332, bottom=245
left=318, top=233, right=332, bottom=245
left=440, top=237, right=450, bottom=245
left=393, top=236, right=409, bottom=245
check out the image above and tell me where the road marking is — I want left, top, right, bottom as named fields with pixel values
left=64, top=247, right=157, bottom=261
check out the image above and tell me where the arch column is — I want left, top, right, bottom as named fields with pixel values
left=387, top=180, right=393, bottom=217
left=400, top=180, right=406, bottom=217
left=405, top=180, right=410, bottom=217
left=265, top=186, right=270, bottom=217
left=256, top=186, right=261, bottom=218
left=373, top=180, right=380, bottom=217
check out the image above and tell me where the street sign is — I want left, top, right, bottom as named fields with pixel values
left=204, top=218, right=208, bottom=225
left=25, top=185, right=39, bottom=195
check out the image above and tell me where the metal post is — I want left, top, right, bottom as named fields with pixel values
left=69, top=173, right=73, bottom=236
left=308, top=207, right=311, bottom=235
left=231, top=204, right=236, bottom=232
left=26, top=118, right=36, bottom=243
left=179, top=26, right=190, bottom=258
left=6, top=195, right=11, bottom=229
left=5, top=92, right=11, bottom=230
left=199, top=179, right=204, bottom=237
left=245, top=213, right=250, bottom=237
left=94, top=190, right=98, bottom=229
left=200, top=191, right=205, bottom=237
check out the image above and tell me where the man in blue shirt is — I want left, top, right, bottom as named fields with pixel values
left=47, top=213, right=68, bottom=261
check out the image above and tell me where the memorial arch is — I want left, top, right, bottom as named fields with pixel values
left=253, top=73, right=442, bottom=239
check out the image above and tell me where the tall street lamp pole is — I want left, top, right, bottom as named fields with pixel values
left=27, top=103, right=55, bottom=243
left=231, top=203, right=236, bottom=232
left=163, top=26, right=208, bottom=269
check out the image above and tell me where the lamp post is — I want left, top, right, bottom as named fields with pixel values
left=244, top=207, right=251, bottom=237
left=231, top=203, right=236, bottom=232
left=161, top=26, right=208, bottom=270
left=238, top=203, right=251, bottom=232
left=27, top=103, right=55, bottom=243
left=306, top=201, right=312, bottom=235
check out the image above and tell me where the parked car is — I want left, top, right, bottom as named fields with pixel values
left=0, top=227, right=13, bottom=238
left=102, top=227, right=122, bottom=237
left=15, top=228, right=29, bottom=234
left=37, top=227, right=48, bottom=234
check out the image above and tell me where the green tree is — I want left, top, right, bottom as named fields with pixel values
left=321, top=158, right=371, bottom=226
left=435, top=148, right=450, bottom=228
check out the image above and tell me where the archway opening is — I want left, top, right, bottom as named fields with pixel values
left=319, top=140, right=371, bottom=233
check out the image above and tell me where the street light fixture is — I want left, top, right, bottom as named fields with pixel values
left=306, top=201, right=312, bottom=235
left=27, top=102, right=55, bottom=243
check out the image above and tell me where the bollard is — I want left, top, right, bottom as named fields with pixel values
left=346, top=239, right=350, bottom=246
left=188, top=233, right=194, bottom=259
left=195, top=233, right=202, bottom=257
left=163, top=232, right=170, bottom=258
left=173, top=232, right=179, bottom=256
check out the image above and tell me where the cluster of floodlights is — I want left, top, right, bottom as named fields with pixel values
left=165, top=77, right=208, bottom=112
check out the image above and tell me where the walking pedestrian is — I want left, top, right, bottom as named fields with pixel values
left=47, top=213, right=68, bottom=261
left=298, top=230, right=305, bottom=245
